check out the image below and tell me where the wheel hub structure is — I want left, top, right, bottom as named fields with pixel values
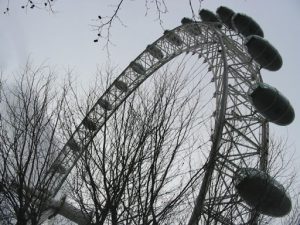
left=44, top=21, right=269, bottom=224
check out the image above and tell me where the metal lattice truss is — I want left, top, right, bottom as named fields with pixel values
left=44, top=22, right=268, bottom=224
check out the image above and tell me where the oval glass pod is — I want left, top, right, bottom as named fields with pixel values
left=199, top=9, right=221, bottom=28
left=181, top=17, right=202, bottom=36
left=67, top=138, right=81, bottom=152
left=216, top=6, right=235, bottom=29
left=98, top=99, right=113, bottom=111
left=146, top=44, right=164, bottom=60
left=232, top=13, right=264, bottom=37
left=248, top=83, right=295, bottom=126
left=164, top=30, right=183, bottom=46
left=181, top=17, right=193, bottom=24
left=51, top=163, right=66, bottom=174
left=82, top=117, right=97, bottom=131
left=130, top=62, right=146, bottom=75
left=246, top=35, right=283, bottom=71
left=234, top=168, right=292, bottom=217
left=114, top=80, right=128, bottom=92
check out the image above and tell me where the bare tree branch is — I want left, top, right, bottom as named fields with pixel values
left=0, top=61, right=71, bottom=225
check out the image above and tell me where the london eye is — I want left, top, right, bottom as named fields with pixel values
left=39, top=6, right=294, bottom=225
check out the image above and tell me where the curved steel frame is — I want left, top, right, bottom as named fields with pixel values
left=44, top=22, right=269, bottom=224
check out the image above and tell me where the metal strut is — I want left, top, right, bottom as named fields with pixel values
left=187, top=29, right=229, bottom=225
left=35, top=21, right=268, bottom=225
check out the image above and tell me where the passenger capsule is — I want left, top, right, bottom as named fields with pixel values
left=51, top=163, right=66, bottom=174
left=248, top=83, right=294, bottom=126
left=199, top=9, right=222, bottom=28
left=82, top=117, right=97, bottom=131
left=216, top=6, right=235, bottom=29
left=68, top=138, right=80, bottom=152
left=235, top=168, right=292, bottom=217
left=146, top=44, right=164, bottom=60
left=245, top=35, right=282, bottom=71
left=232, top=13, right=264, bottom=37
left=181, top=17, right=202, bottom=36
left=181, top=17, right=193, bottom=24
left=164, top=30, right=183, bottom=46
left=98, top=99, right=113, bottom=111
left=114, top=80, right=128, bottom=92
left=130, top=62, right=146, bottom=75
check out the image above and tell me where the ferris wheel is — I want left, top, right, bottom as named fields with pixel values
left=41, top=6, right=295, bottom=225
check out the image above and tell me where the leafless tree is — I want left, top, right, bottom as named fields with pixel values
left=2, top=0, right=56, bottom=13
left=92, top=0, right=203, bottom=47
left=1, top=0, right=203, bottom=49
left=263, top=137, right=300, bottom=225
left=0, top=58, right=297, bottom=225
left=0, top=62, right=69, bottom=225
left=54, top=55, right=299, bottom=225
left=61, top=58, right=212, bottom=225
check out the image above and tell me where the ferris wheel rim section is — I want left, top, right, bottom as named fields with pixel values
left=48, top=21, right=268, bottom=225
left=49, top=22, right=228, bottom=197
left=187, top=28, right=229, bottom=225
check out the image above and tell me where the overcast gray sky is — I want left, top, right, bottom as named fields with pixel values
left=0, top=0, right=299, bottom=222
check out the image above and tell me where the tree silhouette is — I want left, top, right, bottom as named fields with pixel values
left=0, top=62, right=70, bottom=225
